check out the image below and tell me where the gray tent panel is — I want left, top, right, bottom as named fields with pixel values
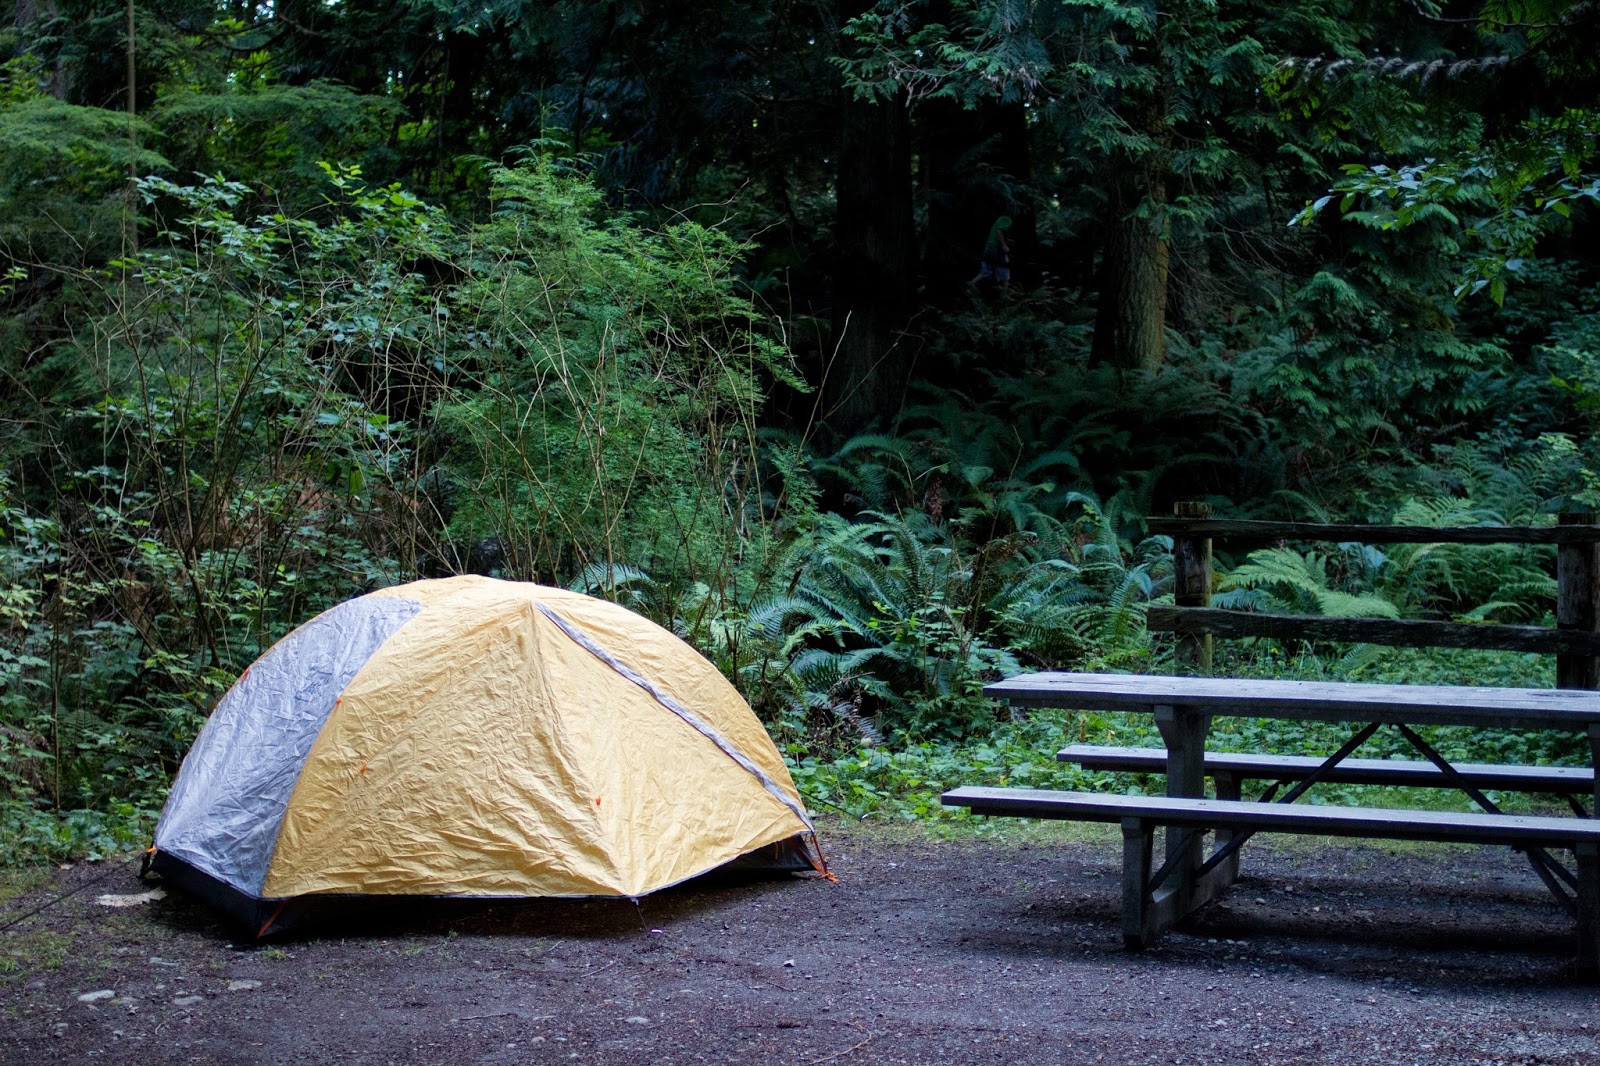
left=154, top=596, right=422, bottom=894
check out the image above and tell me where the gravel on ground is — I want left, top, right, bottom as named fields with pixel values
left=2, top=821, right=1596, bottom=1065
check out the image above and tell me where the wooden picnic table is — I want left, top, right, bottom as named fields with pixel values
left=956, top=671, right=1600, bottom=974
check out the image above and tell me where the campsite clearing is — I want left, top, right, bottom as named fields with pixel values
left=2, top=820, right=1596, bottom=1065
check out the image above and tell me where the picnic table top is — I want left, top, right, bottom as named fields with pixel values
left=984, top=671, right=1600, bottom=731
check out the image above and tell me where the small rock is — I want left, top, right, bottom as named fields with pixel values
left=783, top=959, right=795, bottom=967
left=96, top=889, right=166, bottom=908
left=227, top=980, right=261, bottom=992
left=172, top=995, right=204, bottom=1007
left=77, top=990, right=115, bottom=1003
left=624, top=1015, right=650, bottom=1025
left=149, top=956, right=179, bottom=967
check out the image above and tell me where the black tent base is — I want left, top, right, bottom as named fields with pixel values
left=719, top=836, right=820, bottom=874
left=150, top=834, right=821, bottom=939
left=148, top=852, right=295, bottom=936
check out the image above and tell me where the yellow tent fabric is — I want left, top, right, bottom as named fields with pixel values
left=152, top=577, right=822, bottom=927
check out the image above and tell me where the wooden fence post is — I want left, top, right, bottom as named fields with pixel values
left=1558, top=512, right=1600, bottom=690
left=1171, top=501, right=1213, bottom=675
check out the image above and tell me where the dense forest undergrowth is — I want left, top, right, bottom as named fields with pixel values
left=2, top=0, right=1600, bottom=861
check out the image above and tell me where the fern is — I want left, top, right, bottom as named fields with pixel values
left=566, top=562, right=656, bottom=607
left=1373, top=439, right=1561, bottom=621
left=1223, top=547, right=1401, bottom=618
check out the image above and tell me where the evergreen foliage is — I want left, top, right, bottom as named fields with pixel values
left=0, top=0, right=1597, bottom=855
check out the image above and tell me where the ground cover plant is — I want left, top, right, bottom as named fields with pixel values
left=1, top=0, right=1599, bottom=863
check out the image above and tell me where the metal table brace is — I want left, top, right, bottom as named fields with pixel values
left=1156, top=720, right=1585, bottom=917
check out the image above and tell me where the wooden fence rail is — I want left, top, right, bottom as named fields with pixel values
left=1150, top=505, right=1600, bottom=689
left=1146, top=519, right=1600, bottom=546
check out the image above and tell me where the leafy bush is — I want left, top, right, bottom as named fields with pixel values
left=0, top=159, right=807, bottom=858
left=434, top=160, right=803, bottom=596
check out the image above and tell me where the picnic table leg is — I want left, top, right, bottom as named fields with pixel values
left=1210, top=770, right=1245, bottom=884
left=1582, top=724, right=1600, bottom=980
left=1590, top=724, right=1600, bottom=817
left=1122, top=816, right=1155, bottom=949
left=1577, top=841, right=1600, bottom=981
left=1153, top=704, right=1217, bottom=919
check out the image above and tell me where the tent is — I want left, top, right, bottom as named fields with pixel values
left=150, top=576, right=825, bottom=934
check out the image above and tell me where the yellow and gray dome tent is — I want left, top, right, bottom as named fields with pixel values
left=150, top=577, right=824, bottom=934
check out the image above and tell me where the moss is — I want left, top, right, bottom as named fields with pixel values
left=0, top=928, right=73, bottom=980
left=0, top=868, right=49, bottom=904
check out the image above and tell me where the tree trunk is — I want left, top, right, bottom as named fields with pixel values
left=1090, top=173, right=1170, bottom=371
left=14, top=0, right=71, bottom=99
left=1090, top=6, right=1172, bottom=372
left=825, top=86, right=916, bottom=434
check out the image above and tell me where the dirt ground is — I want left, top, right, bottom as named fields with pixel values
left=3, top=821, right=1598, bottom=1065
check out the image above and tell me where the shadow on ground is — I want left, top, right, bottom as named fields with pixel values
left=3, top=825, right=1596, bottom=1065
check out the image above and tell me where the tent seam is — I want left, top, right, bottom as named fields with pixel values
left=533, top=601, right=816, bottom=834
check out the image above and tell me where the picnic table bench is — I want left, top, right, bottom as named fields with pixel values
left=1057, top=744, right=1593, bottom=811
left=942, top=672, right=1600, bottom=975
